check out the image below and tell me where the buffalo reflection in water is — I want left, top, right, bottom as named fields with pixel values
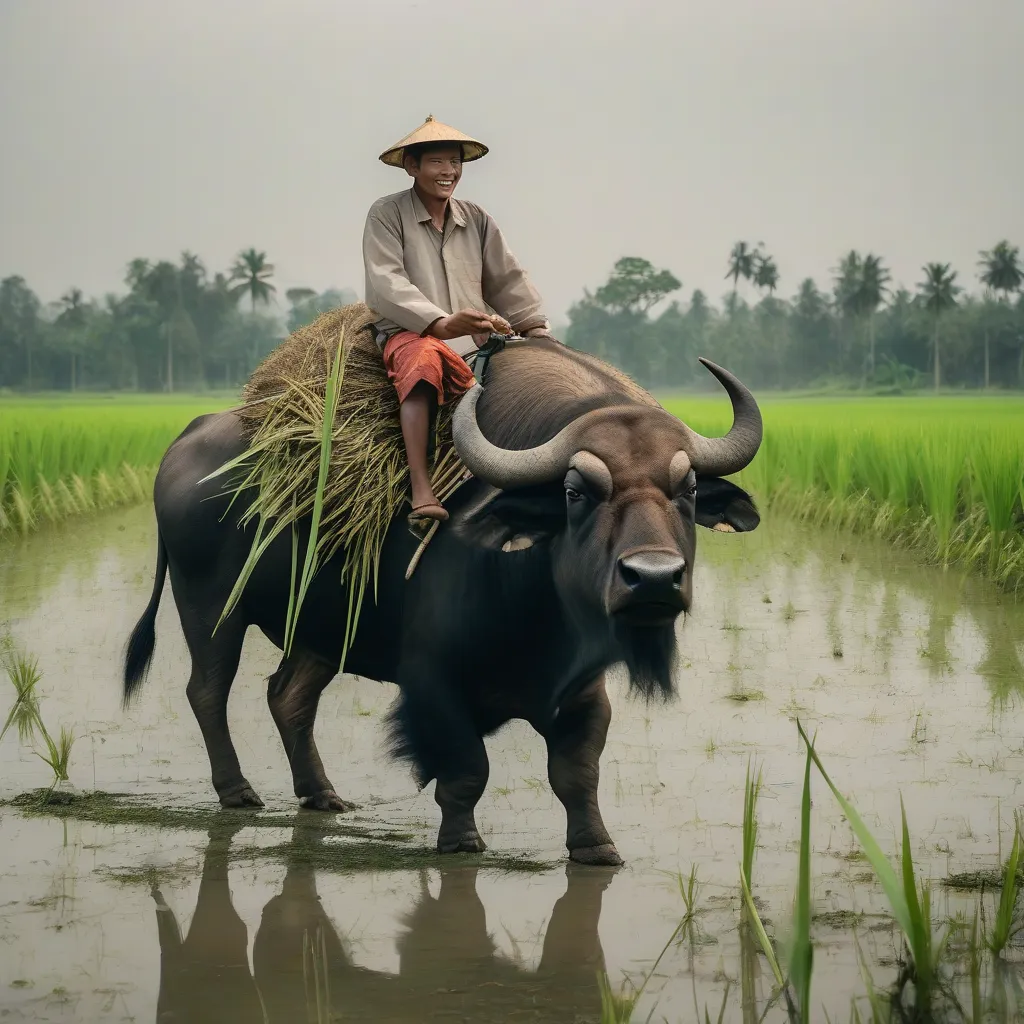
left=151, top=820, right=617, bottom=1023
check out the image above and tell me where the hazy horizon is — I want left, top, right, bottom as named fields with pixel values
left=1, top=0, right=1022, bottom=319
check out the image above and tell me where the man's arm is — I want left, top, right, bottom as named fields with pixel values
left=362, top=207, right=448, bottom=335
left=479, top=213, right=551, bottom=336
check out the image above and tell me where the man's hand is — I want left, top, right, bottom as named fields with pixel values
left=429, top=309, right=499, bottom=340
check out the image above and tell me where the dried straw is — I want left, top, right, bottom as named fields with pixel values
left=206, top=303, right=467, bottom=661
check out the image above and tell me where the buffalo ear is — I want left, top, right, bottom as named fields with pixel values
left=455, top=483, right=565, bottom=550
left=694, top=477, right=760, bottom=533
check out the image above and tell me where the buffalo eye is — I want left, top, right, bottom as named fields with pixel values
left=674, top=470, right=697, bottom=501
left=565, top=484, right=585, bottom=503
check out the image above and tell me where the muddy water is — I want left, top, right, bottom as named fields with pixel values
left=1, top=504, right=1023, bottom=1022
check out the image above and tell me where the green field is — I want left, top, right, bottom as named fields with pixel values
left=664, top=393, right=1024, bottom=589
left=0, top=394, right=231, bottom=534
left=2, top=392, right=1023, bottom=589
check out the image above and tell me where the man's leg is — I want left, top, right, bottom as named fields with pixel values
left=400, top=381, right=447, bottom=520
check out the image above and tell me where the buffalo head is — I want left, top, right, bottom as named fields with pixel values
left=452, top=357, right=762, bottom=699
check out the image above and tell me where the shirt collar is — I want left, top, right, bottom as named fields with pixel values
left=410, top=187, right=466, bottom=228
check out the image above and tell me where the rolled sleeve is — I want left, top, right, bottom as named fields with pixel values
left=480, top=215, right=549, bottom=334
left=363, top=209, right=448, bottom=335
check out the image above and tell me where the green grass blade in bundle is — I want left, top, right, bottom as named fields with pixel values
left=284, top=331, right=345, bottom=655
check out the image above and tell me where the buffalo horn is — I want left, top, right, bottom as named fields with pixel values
left=452, top=385, right=587, bottom=489
left=681, top=358, right=763, bottom=477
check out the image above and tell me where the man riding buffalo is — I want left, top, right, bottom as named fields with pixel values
left=363, top=115, right=554, bottom=525
left=122, top=120, right=763, bottom=867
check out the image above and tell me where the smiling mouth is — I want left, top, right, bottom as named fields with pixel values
left=436, top=180, right=454, bottom=188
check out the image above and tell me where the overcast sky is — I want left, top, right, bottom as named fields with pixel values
left=1, top=0, right=1021, bottom=320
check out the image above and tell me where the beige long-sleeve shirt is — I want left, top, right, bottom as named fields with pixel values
left=362, top=187, right=549, bottom=357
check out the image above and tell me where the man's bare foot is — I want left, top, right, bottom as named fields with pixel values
left=409, top=500, right=449, bottom=523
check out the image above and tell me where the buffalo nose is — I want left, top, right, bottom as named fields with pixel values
left=617, top=552, right=687, bottom=599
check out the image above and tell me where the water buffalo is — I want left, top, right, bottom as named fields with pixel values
left=123, top=338, right=762, bottom=866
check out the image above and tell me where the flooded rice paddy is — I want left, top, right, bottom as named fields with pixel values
left=1, top=504, right=1023, bottom=1021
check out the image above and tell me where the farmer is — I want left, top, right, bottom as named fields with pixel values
left=363, top=115, right=552, bottom=524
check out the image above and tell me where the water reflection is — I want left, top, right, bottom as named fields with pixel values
left=152, top=821, right=616, bottom=1023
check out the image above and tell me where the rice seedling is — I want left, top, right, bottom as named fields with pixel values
left=796, top=720, right=947, bottom=1018
left=36, top=724, right=75, bottom=786
left=1, top=644, right=43, bottom=744
left=673, top=863, right=702, bottom=926
left=742, top=757, right=764, bottom=890
left=597, top=911, right=689, bottom=1023
left=987, top=814, right=1023, bottom=956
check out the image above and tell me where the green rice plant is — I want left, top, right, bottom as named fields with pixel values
left=789, top=732, right=814, bottom=1021
left=742, top=757, right=764, bottom=890
left=987, top=814, right=1023, bottom=956
left=0, top=397, right=221, bottom=536
left=797, top=721, right=946, bottom=1016
left=0, top=645, right=43, bottom=745
left=675, top=863, right=702, bottom=926
left=917, top=434, right=964, bottom=563
left=597, top=911, right=688, bottom=1023
left=35, top=724, right=75, bottom=785
left=972, top=439, right=1024, bottom=574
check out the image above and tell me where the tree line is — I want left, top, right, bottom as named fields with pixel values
left=1, top=241, right=1021, bottom=393
left=565, top=241, right=1024, bottom=391
left=0, top=249, right=354, bottom=392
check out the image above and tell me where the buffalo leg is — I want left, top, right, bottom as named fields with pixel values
left=177, top=597, right=261, bottom=808
left=266, top=653, right=350, bottom=811
left=390, top=683, right=489, bottom=853
left=544, top=677, right=623, bottom=866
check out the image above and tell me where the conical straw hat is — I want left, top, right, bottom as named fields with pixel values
left=378, top=114, right=489, bottom=167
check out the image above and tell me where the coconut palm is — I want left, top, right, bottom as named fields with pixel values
left=918, top=262, right=961, bottom=391
left=978, top=241, right=1023, bottom=388
left=858, top=253, right=891, bottom=380
left=753, top=253, right=780, bottom=296
left=726, top=242, right=759, bottom=296
left=230, top=249, right=277, bottom=313
left=58, top=288, right=87, bottom=391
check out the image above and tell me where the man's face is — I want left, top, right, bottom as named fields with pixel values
left=405, top=145, right=463, bottom=202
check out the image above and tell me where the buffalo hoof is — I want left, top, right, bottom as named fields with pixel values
left=300, top=789, right=353, bottom=812
left=437, top=833, right=487, bottom=854
left=570, top=843, right=624, bottom=867
left=219, top=785, right=265, bottom=809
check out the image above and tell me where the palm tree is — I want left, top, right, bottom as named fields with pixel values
left=230, top=249, right=276, bottom=312
left=918, top=262, right=961, bottom=391
left=58, top=288, right=86, bottom=391
left=832, top=250, right=862, bottom=373
left=978, top=241, right=1023, bottom=388
left=858, top=253, right=891, bottom=380
left=725, top=242, right=758, bottom=296
left=752, top=253, right=780, bottom=296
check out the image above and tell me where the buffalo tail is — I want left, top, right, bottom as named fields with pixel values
left=122, top=532, right=168, bottom=706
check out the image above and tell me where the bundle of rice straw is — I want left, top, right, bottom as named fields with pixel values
left=207, top=303, right=466, bottom=659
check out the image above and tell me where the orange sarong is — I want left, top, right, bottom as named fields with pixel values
left=382, top=331, right=476, bottom=405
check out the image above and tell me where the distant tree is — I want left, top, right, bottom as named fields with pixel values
left=593, top=257, right=680, bottom=315
left=230, top=248, right=277, bottom=313
left=0, top=275, right=42, bottom=389
left=57, top=287, right=88, bottom=390
left=752, top=253, right=780, bottom=296
left=858, top=253, right=891, bottom=380
left=918, top=262, right=961, bottom=390
left=832, top=250, right=863, bottom=373
left=978, top=240, right=1023, bottom=388
left=726, top=242, right=759, bottom=296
